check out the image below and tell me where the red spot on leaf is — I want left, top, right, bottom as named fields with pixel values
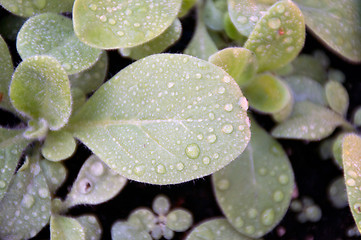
left=278, top=28, right=285, bottom=35
left=0, top=92, right=3, bottom=103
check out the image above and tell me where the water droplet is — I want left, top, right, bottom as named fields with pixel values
left=218, top=87, right=225, bottom=94
left=213, top=153, right=219, bottom=159
left=185, top=143, right=201, bottom=159
left=183, top=57, right=189, bottom=63
left=197, top=134, right=204, bottom=140
left=167, top=82, right=175, bottom=88
left=99, top=15, right=107, bottom=22
left=217, top=179, right=230, bottom=191
left=156, top=164, right=166, bottom=174
left=21, top=194, right=35, bottom=208
left=78, top=178, right=93, bottom=194
left=62, top=63, right=71, bottom=70
left=222, top=76, right=231, bottom=83
left=278, top=174, right=289, bottom=185
left=90, top=161, right=104, bottom=176
left=38, top=188, right=49, bottom=199
left=134, top=165, right=145, bottom=176
left=222, top=124, right=233, bottom=134
left=195, top=73, right=202, bottom=79
left=235, top=217, right=244, bottom=227
left=32, top=0, right=46, bottom=9
left=237, top=15, right=247, bottom=24
left=277, top=4, right=285, bottom=13
left=238, top=97, right=249, bottom=111
left=202, top=156, right=210, bottom=165
left=245, top=225, right=255, bottom=234
left=353, top=203, right=361, bottom=214
left=209, top=112, right=215, bottom=120
left=0, top=180, right=5, bottom=189
left=346, top=178, right=356, bottom=187
left=134, top=23, right=141, bottom=27
left=273, top=190, right=284, bottom=202
left=248, top=208, right=258, bottom=218
left=268, top=18, right=281, bottom=29
left=224, top=104, right=233, bottom=112
left=176, top=162, right=184, bottom=171
left=287, top=46, right=295, bottom=52
left=125, top=9, right=132, bottom=15
left=261, top=209, right=275, bottom=226
left=347, top=170, right=358, bottom=178
left=108, top=18, right=116, bottom=25
left=117, top=31, right=125, bottom=36
left=88, top=3, right=97, bottom=11
left=249, top=16, right=258, bottom=22
left=206, top=134, right=217, bottom=144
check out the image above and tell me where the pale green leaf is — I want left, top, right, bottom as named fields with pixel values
left=272, top=101, right=348, bottom=141
left=332, top=133, right=348, bottom=168
left=166, top=208, right=193, bottom=232
left=244, top=0, right=305, bottom=72
left=294, top=0, right=361, bottom=62
left=325, top=80, right=349, bottom=116
left=71, top=88, right=87, bottom=113
left=128, top=209, right=156, bottom=232
left=283, top=75, right=327, bottom=105
left=0, top=14, right=26, bottom=41
left=111, top=221, right=152, bottom=240
left=120, top=19, right=182, bottom=60
left=10, top=55, right=71, bottom=131
left=271, top=95, right=294, bottom=122
left=41, top=131, right=76, bottom=161
left=328, top=69, right=345, bottom=83
left=342, top=134, right=361, bottom=232
left=0, top=153, right=51, bottom=240
left=67, top=54, right=251, bottom=185
left=73, top=0, right=182, bottom=49
left=0, top=35, right=15, bottom=112
left=213, top=120, right=294, bottom=238
left=76, top=215, right=102, bottom=240
left=152, top=194, right=171, bottom=215
left=273, top=63, right=293, bottom=76
left=0, top=0, right=74, bottom=17
left=69, top=51, right=108, bottom=94
left=228, top=0, right=276, bottom=36
left=289, top=54, right=327, bottom=83
left=186, top=218, right=253, bottom=240
left=209, top=47, right=258, bottom=87
left=64, top=155, right=127, bottom=207
left=313, top=50, right=330, bottom=69
left=51, top=215, right=85, bottom=240
left=328, top=176, right=348, bottom=209
left=204, top=0, right=224, bottom=31
left=352, top=106, right=361, bottom=127
left=0, top=127, right=29, bottom=200
left=23, top=118, right=49, bottom=140
left=178, top=0, right=197, bottom=18
left=243, top=73, right=291, bottom=113
left=223, top=12, right=247, bottom=41
left=39, top=159, right=67, bottom=194
left=17, top=13, right=101, bottom=75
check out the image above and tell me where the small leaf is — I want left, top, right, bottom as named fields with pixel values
left=272, top=101, right=349, bottom=141
left=283, top=75, right=327, bottom=105
left=209, top=47, right=258, bottom=87
left=0, top=0, right=74, bottom=17
left=0, top=14, right=26, bottom=41
left=328, top=176, right=348, bottom=209
left=64, top=155, right=127, bottom=207
left=328, top=69, right=345, bottom=83
left=51, top=215, right=85, bottom=240
left=271, top=95, right=294, bottom=122
left=76, top=215, right=102, bottom=240
left=120, top=19, right=182, bottom=60
left=0, top=152, right=51, bottom=239
left=244, top=0, right=305, bottom=72
left=352, top=106, right=361, bottom=127
left=178, top=0, right=197, bottom=17
left=73, top=0, right=182, bottom=49
left=342, top=134, right=361, bottom=232
left=332, top=133, right=348, bottom=168
left=111, top=221, right=152, bottom=240
left=10, top=56, right=71, bottom=130
left=152, top=194, right=171, bottom=215
left=212, top=120, right=294, bottom=238
left=294, top=0, right=361, bottom=62
left=186, top=218, right=253, bottom=240
left=0, top=35, right=15, bottom=113
left=17, top=13, right=101, bottom=75
left=223, top=12, right=247, bottom=41
left=67, top=54, right=251, bottom=185
left=166, top=208, right=193, bottom=232
left=325, top=80, right=349, bottom=116
left=69, top=51, right=108, bottom=94
left=289, top=54, right=327, bottom=83
left=39, top=159, right=67, bottom=194
left=243, top=73, right=291, bottom=113
left=204, top=0, right=224, bottom=31
left=41, top=131, right=76, bottom=161
left=128, top=208, right=156, bottom=232
left=228, top=0, right=276, bottom=36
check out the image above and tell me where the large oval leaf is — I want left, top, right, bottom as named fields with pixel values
left=294, top=0, right=361, bottom=63
left=51, top=215, right=85, bottom=240
left=10, top=56, right=71, bottom=131
left=67, top=54, right=251, bottom=185
left=212, top=120, right=294, bottom=238
left=17, top=13, right=101, bottom=75
left=244, top=0, right=305, bottom=72
left=0, top=35, right=14, bottom=113
left=41, top=130, right=76, bottom=161
left=73, top=0, right=182, bottom=49
left=325, top=80, right=349, bottom=116
left=0, top=0, right=74, bottom=17
left=288, top=54, right=327, bottom=83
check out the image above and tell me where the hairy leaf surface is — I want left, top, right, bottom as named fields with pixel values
left=325, top=80, right=349, bottom=116
left=0, top=36, right=14, bottom=112
left=51, top=215, right=85, bottom=240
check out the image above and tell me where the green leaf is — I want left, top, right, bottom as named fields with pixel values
left=17, top=13, right=101, bottom=75
left=68, top=54, right=251, bottom=185
left=41, top=131, right=76, bottom=161
left=204, top=0, right=224, bottom=31
left=128, top=209, right=156, bottom=232
left=244, top=0, right=305, bottom=72
left=0, top=35, right=15, bottom=113
left=283, top=75, right=327, bottom=105
left=51, top=215, right=85, bottom=240
left=228, top=0, right=276, bottom=36
left=223, top=12, right=247, bottom=41
left=10, top=55, right=71, bottom=131
left=39, top=159, right=67, bottom=194
left=73, top=0, right=182, bottom=49
left=342, top=134, right=361, bottom=232
left=212, top=120, right=294, bottom=238
left=76, top=215, right=102, bottom=240
left=271, top=95, right=294, bottom=122
left=178, top=0, right=197, bottom=17
left=0, top=152, right=51, bottom=240
left=328, top=176, right=348, bottom=209
left=119, top=19, right=182, bottom=60
left=186, top=218, right=253, bottom=240
left=332, top=133, right=348, bottom=168
left=0, top=14, right=26, bottom=41
left=152, top=194, right=171, bottom=215
left=0, top=127, right=29, bottom=200
left=64, top=155, right=127, bottom=207
left=0, top=0, right=74, bottom=17
left=71, top=88, right=87, bottom=113
left=328, top=69, right=345, bottom=83
left=184, top=8, right=218, bottom=60
left=166, top=208, right=193, bottom=232
left=111, top=221, right=152, bottom=240
left=325, top=80, right=349, bottom=116
left=352, top=106, right=361, bottom=127
left=288, top=54, right=327, bottom=83
left=294, top=0, right=361, bottom=63
left=23, top=118, right=49, bottom=140
left=272, top=101, right=348, bottom=141
left=209, top=47, right=258, bottom=87
left=243, top=73, right=291, bottom=113
left=69, top=51, right=108, bottom=94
